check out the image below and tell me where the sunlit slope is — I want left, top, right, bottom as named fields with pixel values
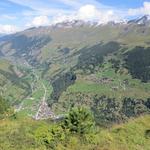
left=0, top=115, right=149, bottom=150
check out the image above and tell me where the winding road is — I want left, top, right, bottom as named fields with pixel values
left=33, top=71, right=55, bottom=120
left=35, top=82, right=47, bottom=119
left=15, top=66, right=59, bottom=120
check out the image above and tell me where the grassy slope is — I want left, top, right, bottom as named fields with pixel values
left=0, top=59, right=28, bottom=103
left=54, top=57, right=150, bottom=113
left=0, top=61, right=53, bottom=116
left=68, top=70, right=150, bottom=99
left=0, top=115, right=149, bottom=150
left=96, top=115, right=150, bottom=150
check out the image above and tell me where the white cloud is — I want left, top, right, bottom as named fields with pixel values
left=26, top=16, right=50, bottom=27
left=8, top=0, right=124, bottom=28
left=77, top=5, right=120, bottom=23
left=8, top=0, right=126, bottom=28
left=77, top=5, right=100, bottom=20
left=1, top=15, right=17, bottom=20
left=51, top=4, right=121, bottom=24
left=128, top=1, right=150, bottom=16
left=0, top=24, right=18, bottom=34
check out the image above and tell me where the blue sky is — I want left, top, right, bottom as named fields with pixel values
left=0, top=0, right=150, bottom=33
left=96, top=0, right=146, bottom=8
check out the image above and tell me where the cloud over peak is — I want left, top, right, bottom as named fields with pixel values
left=26, top=16, right=50, bottom=27
left=78, top=5, right=99, bottom=20
left=51, top=4, right=121, bottom=24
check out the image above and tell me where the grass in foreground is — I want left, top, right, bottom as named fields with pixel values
left=0, top=114, right=150, bottom=150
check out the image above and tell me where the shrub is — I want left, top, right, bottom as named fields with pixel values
left=62, top=107, right=95, bottom=134
left=34, top=124, right=65, bottom=148
left=145, top=129, right=150, bottom=139
left=0, top=96, right=11, bottom=119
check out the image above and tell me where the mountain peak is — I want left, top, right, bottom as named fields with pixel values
left=136, top=15, right=150, bottom=24
left=128, top=15, right=150, bottom=25
left=51, top=20, right=85, bottom=28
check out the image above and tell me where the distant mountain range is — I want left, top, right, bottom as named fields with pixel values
left=0, top=15, right=150, bottom=120
left=0, top=15, right=150, bottom=65
left=37, top=15, right=150, bottom=28
left=128, top=15, right=150, bottom=25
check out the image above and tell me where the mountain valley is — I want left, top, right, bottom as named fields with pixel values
left=0, top=15, right=150, bottom=150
